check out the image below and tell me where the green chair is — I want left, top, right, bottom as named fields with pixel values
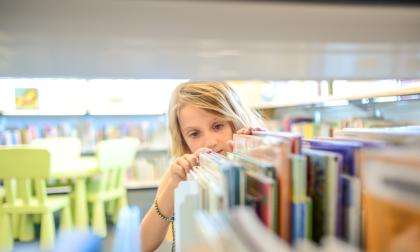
left=30, top=137, right=96, bottom=231
left=0, top=186, right=6, bottom=250
left=30, top=137, right=82, bottom=221
left=0, top=147, right=72, bottom=251
left=87, top=137, right=139, bottom=237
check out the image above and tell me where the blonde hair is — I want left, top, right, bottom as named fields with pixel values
left=168, top=81, right=264, bottom=157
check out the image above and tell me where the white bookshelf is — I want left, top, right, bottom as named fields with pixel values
left=255, top=86, right=420, bottom=109
left=125, top=180, right=160, bottom=190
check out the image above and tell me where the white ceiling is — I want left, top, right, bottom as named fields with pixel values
left=0, top=0, right=419, bottom=80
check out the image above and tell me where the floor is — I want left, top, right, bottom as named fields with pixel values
left=13, top=188, right=171, bottom=252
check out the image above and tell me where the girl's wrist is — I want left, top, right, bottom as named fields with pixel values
left=168, top=176, right=182, bottom=189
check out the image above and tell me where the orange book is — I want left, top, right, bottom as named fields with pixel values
left=361, top=148, right=420, bottom=252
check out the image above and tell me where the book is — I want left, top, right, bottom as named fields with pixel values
left=200, top=152, right=243, bottom=208
left=233, top=133, right=292, bottom=241
left=229, top=206, right=292, bottom=252
left=335, top=127, right=420, bottom=146
left=304, top=139, right=364, bottom=176
left=227, top=152, right=278, bottom=213
left=341, top=174, right=361, bottom=247
left=253, top=131, right=302, bottom=154
left=291, top=154, right=307, bottom=202
left=361, top=147, right=420, bottom=252
left=174, top=180, right=202, bottom=252
left=292, top=202, right=306, bottom=245
left=303, top=148, right=342, bottom=242
left=246, top=171, right=276, bottom=231
left=194, top=210, right=250, bottom=252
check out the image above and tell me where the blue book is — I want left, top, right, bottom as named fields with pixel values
left=201, top=152, right=243, bottom=208
left=291, top=203, right=300, bottom=245
left=291, top=202, right=306, bottom=245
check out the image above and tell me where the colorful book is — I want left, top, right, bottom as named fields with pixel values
left=253, top=131, right=302, bottom=154
left=233, top=133, right=292, bottom=242
left=341, top=174, right=361, bottom=247
left=303, top=148, right=342, bottom=242
left=246, top=171, right=276, bottom=231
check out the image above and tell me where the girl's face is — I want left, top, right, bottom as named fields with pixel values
left=178, top=105, right=234, bottom=155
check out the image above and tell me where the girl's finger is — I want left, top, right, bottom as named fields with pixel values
left=173, top=164, right=186, bottom=180
left=185, top=154, right=198, bottom=167
left=177, top=157, right=191, bottom=174
left=226, top=140, right=234, bottom=152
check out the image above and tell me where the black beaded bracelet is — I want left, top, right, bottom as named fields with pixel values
left=154, top=199, right=174, bottom=223
left=154, top=199, right=176, bottom=252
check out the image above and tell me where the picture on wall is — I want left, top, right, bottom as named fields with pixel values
left=15, top=88, right=39, bottom=109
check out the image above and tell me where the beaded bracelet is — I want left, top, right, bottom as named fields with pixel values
left=154, top=199, right=175, bottom=252
left=154, top=199, right=174, bottom=222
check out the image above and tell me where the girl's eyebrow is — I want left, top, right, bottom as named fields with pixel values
left=210, top=116, right=225, bottom=122
left=182, top=116, right=225, bottom=132
left=181, top=125, right=201, bottom=135
left=182, top=126, right=197, bottom=132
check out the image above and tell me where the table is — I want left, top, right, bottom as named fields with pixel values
left=50, top=157, right=98, bottom=230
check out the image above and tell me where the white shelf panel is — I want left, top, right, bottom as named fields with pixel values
left=255, top=87, right=420, bottom=109
left=125, top=180, right=160, bottom=190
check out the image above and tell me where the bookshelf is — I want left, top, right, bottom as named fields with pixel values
left=255, top=86, right=420, bottom=110
left=0, top=114, right=171, bottom=190
left=174, top=129, right=420, bottom=252
left=124, top=180, right=161, bottom=190
left=241, top=82, right=420, bottom=139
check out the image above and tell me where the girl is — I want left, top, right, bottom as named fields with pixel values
left=140, top=81, right=264, bottom=252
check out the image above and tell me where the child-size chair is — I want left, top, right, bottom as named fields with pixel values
left=0, top=147, right=72, bottom=251
left=86, top=137, right=139, bottom=237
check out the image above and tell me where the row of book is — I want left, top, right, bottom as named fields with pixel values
left=126, top=155, right=170, bottom=184
left=266, top=116, right=403, bottom=140
left=174, top=126, right=420, bottom=252
left=0, top=124, right=77, bottom=145
left=0, top=121, right=168, bottom=152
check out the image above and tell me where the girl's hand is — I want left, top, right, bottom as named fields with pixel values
left=170, top=147, right=212, bottom=184
left=226, top=127, right=267, bottom=152
left=235, top=126, right=266, bottom=135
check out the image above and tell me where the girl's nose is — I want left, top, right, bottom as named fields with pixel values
left=204, top=136, right=218, bottom=149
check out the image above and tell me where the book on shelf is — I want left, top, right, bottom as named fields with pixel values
left=303, top=148, right=342, bottom=242
left=335, top=127, right=420, bottom=146
left=361, top=147, right=420, bottom=252
left=233, top=133, right=292, bottom=241
left=227, top=151, right=276, bottom=208
left=172, top=128, right=420, bottom=252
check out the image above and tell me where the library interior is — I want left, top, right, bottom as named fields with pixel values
left=0, top=1, right=419, bottom=252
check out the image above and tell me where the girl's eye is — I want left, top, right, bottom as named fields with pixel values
left=189, top=131, right=200, bottom=138
left=213, top=123, right=225, bottom=130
